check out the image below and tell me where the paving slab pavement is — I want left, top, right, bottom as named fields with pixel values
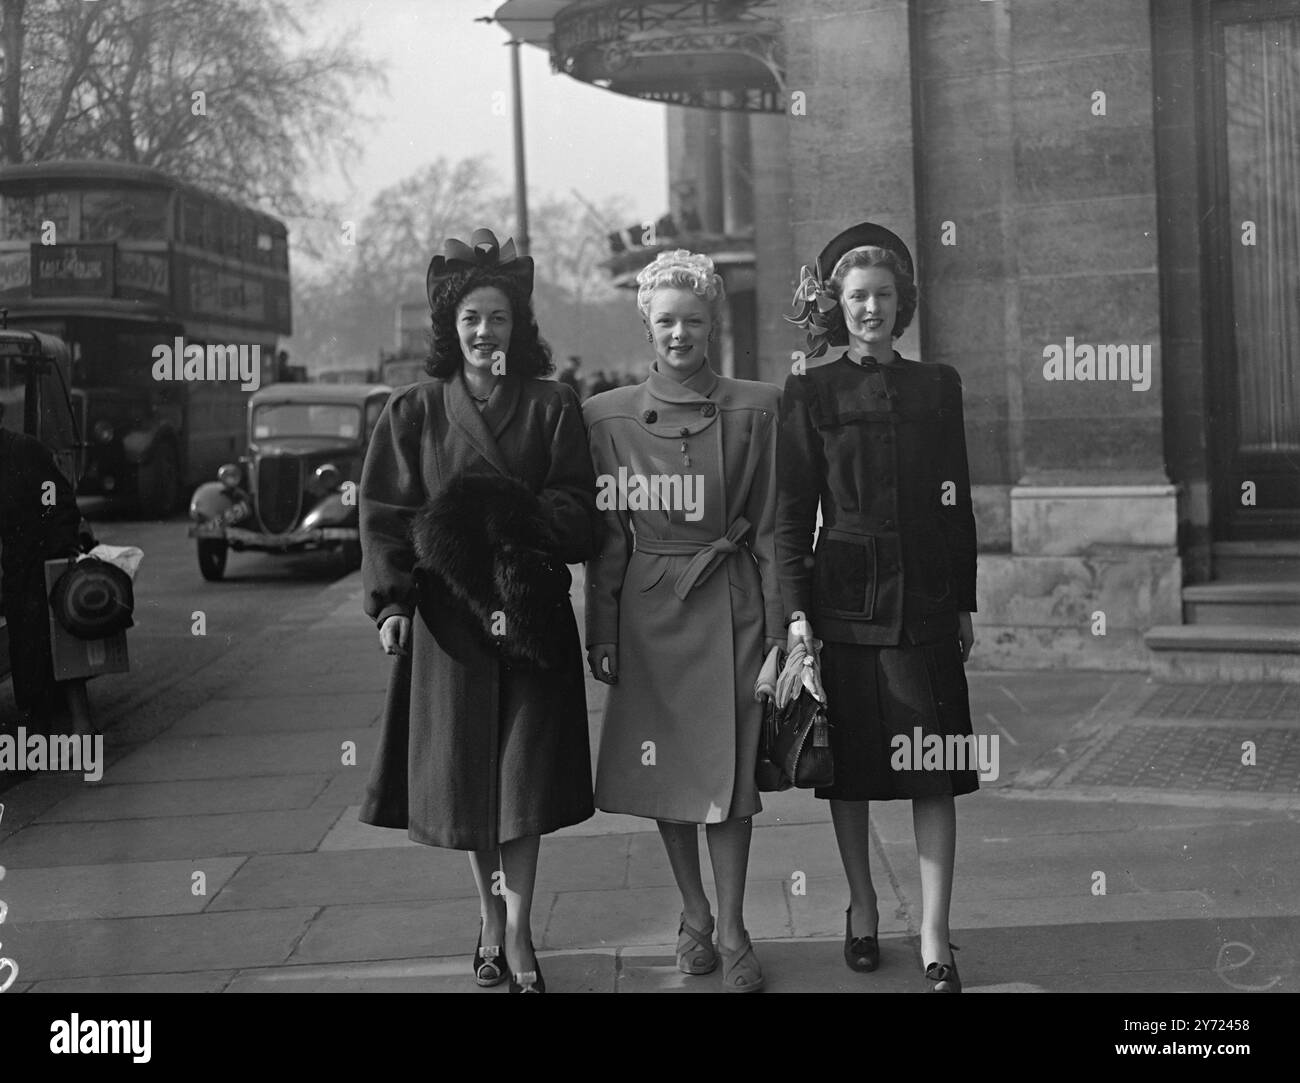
left=2, top=565, right=1297, bottom=994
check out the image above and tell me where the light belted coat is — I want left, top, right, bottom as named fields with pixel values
left=584, top=364, right=785, bottom=824
left=358, top=375, right=598, bottom=850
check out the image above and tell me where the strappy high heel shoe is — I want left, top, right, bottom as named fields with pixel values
left=924, top=943, right=961, bottom=993
left=676, top=914, right=719, bottom=975
left=720, top=933, right=765, bottom=993
left=843, top=906, right=880, bottom=972
left=508, top=942, right=545, bottom=994
left=473, top=922, right=508, bottom=988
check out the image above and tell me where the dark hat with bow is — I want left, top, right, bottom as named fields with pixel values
left=785, top=221, right=914, bottom=357
left=426, top=228, right=534, bottom=309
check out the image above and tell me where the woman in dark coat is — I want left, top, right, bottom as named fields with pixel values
left=358, top=229, right=599, bottom=994
left=777, top=222, right=978, bottom=993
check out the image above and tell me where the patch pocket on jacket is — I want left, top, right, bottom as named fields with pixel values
left=812, top=530, right=877, bottom=620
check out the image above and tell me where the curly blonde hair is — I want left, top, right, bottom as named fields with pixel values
left=635, top=249, right=725, bottom=324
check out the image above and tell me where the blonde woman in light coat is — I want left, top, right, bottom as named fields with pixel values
left=584, top=250, right=783, bottom=993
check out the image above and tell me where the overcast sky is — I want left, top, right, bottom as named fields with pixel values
left=302, top=0, right=669, bottom=236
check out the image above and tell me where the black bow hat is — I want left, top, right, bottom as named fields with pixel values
left=785, top=221, right=914, bottom=357
left=426, top=228, right=533, bottom=309
left=815, top=221, right=913, bottom=282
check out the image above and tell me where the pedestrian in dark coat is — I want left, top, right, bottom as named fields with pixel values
left=778, top=222, right=978, bottom=992
left=358, top=229, right=599, bottom=994
left=585, top=249, right=781, bottom=993
left=0, top=409, right=83, bottom=727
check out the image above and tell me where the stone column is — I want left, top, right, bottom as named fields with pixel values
left=997, top=0, right=1181, bottom=668
left=750, top=110, right=794, bottom=386
left=719, top=109, right=753, bottom=236
left=782, top=0, right=920, bottom=361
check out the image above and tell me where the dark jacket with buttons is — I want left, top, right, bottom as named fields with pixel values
left=776, top=352, right=977, bottom=647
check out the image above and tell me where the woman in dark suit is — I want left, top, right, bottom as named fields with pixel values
left=777, top=222, right=978, bottom=993
left=359, top=229, right=599, bottom=994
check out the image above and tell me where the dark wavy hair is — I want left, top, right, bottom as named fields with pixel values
left=825, top=245, right=918, bottom=341
left=425, top=268, right=554, bottom=379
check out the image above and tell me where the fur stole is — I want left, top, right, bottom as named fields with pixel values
left=410, top=473, right=572, bottom=669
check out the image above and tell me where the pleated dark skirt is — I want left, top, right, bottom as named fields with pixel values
left=816, top=634, right=981, bottom=801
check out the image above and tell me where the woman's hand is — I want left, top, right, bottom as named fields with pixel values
left=587, top=644, right=618, bottom=684
left=957, top=611, right=974, bottom=663
left=785, top=612, right=818, bottom=660
left=784, top=613, right=826, bottom=704
left=379, top=615, right=411, bottom=657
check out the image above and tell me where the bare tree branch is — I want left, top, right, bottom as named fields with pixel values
left=11, top=0, right=382, bottom=215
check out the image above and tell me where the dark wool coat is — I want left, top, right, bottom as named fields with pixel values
left=584, top=364, right=784, bottom=824
left=776, top=352, right=978, bottom=646
left=358, top=375, right=599, bottom=850
left=1, top=427, right=82, bottom=717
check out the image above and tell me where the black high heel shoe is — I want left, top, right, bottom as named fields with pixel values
left=508, top=943, right=545, bottom=994
left=843, top=906, right=880, bottom=972
left=473, top=923, right=508, bottom=988
left=924, top=943, right=961, bottom=993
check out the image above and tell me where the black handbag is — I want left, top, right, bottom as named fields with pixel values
left=757, top=650, right=834, bottom=791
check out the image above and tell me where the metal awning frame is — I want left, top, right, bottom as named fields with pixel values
left=496, top=0, right=787, bottom=113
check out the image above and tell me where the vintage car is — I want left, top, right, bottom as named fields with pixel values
left=187, top=382, right=391, bottom=581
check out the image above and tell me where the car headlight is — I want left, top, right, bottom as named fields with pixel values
left=313, top=463, right=342, bottom=492
left=218, top=463, right=242, bottom=488
left=92, top=419, right=115, bottom=443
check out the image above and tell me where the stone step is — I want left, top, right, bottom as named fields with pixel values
left=1183, top=582, right=1300, bottom=627
left=1212, top=541, right=1300, bottom=582
left=1144, top=624, right=1300, bottom=683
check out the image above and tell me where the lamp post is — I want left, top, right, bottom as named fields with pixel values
left=508, top=37, right=530, bottom=257
left=477, top=16, right=530, bottom=257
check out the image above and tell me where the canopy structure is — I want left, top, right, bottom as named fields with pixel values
left=492, top=0, right=786, bottom=112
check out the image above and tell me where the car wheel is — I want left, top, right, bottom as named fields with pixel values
left=136, top=443, right=180, bottom=518
left=198, top=540, right=228, bottom=581
left=339, top=538, right=362, bottom=572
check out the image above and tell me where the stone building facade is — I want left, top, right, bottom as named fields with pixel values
left=497, top=0, right=1300, bottom=678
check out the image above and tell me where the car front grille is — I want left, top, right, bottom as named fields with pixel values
left=256, top=455, right=302, bottom=534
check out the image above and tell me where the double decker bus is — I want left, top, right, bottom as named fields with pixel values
left=0, top=160, right=293, bottom=515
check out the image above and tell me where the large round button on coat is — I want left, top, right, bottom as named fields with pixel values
left=701, top=403, right=717, bottom=417
left=643, top=410, right=657, bottom=423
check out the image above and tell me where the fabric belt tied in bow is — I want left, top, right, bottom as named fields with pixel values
left=634, top=517, right=753, bottom=600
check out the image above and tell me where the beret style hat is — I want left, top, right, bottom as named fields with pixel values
left=426, top=228, right=534, bottom=309
left=785, top=221, right=914, bottom=357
